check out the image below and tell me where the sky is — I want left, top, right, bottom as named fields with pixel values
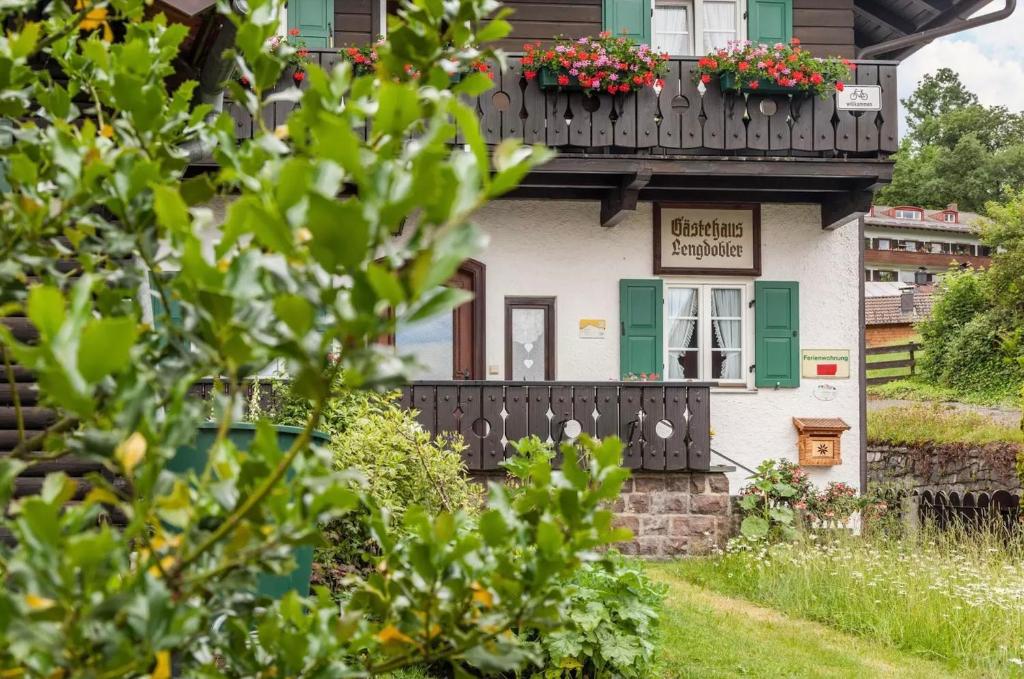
left=898, top=1, right=1024, bottom=130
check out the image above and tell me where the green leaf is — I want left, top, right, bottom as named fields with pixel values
left=78, top=317, right=138, bottom=383
left=27, top=285, right=65, bottom=342
left=153, top=185, right=191, bottom=233
left=740, top=515, right=770, bottom=538
left=306, top=196, right=368, bottom=271
left=273, top=294, right=315, bottom=336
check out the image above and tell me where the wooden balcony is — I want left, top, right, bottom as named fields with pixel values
left=398, top=381, right=712, bottom=472
left=224, top=52, right=898, bottom=227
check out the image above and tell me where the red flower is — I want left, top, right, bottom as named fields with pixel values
left=791, top=37, right=801, bottom=46
left=749, top=80, right=760, bottom=90
left=810, top=72, right=823, bottom=85
left=346, top=47, right=358, bottom=56
left=522, top=55, right=534, bottom=65
left=835, top=82, right=845, bottom=92
left=297, top=48, right=309, bottom=57
left=524, top=70, right=537, bottom=80
left=288, top=27, right=300, bottom=36
left=292, top=70, right=305, bottom=82
left=606, top=84, right=617, bottom=94
left=632, top=75, right=643, bottom=85
left=557, top=74, right=570, bottom=86
left=738, top=61, right=749, bottom=72
left=544, top=50, right=555, bottom=60
left=787, top=53, right=798, bottom=63
left=701, top=74, right=711, bottom=84
left=239, top=75, right=249, bottom=87
left=655, top=78, right=664, bottom=89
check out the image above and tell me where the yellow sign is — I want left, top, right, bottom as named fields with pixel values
left=579, top=319, right=606, bottom=339
left=801, top=349, right=851, bottom=379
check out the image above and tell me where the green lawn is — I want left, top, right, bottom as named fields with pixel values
left=868, top=403, right=1024, bottom=445
left=647, top=565, right=964, bottom=679
left=866, top=338, right=924, bottom=381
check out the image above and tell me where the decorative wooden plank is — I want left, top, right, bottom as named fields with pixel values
left=657, top=60, right=682, bottom=149
left=480, top=76, right=504, bottom=144
left=435, top=384, right=460, bottom=434
left=723, top=93, right=747, bottom=151
left=813, top=93, right=836, bottom=151
left=789, top=95, right=814, bottom=152
left=502, top=68, right=526, bottom=141
left=618, top=386, right=643, bottom=468
left=615, top=92, right=638, bottom=149
left=227, top=101, right=252, bottom=140
left=641, top=386, right=666, bottom=471
left=635, top=86, right=659, bottom=148
left=572, top=385, right=596, bottom=437
left=664, top=386, right=689, bottom=470
left=770, top=96, right=793, bottom=151
left=480, top=385, right=505, bottom=469
left=856, top=65, right=880, bottom=153
left=522, top=79, right=546, bottom=144
left=458, top=385, right=482, bottom=469
left=504, top=385, right=529, bottom=450
left=678, top=62, right=704, bottom=150
left=834, top=88, right=857, bottom=152
left=527, top=385, right=552, bottom=442
left=589, top=90, right=615, bottom=147
left=411, top=385, right=436, bottom=433
left=700, top=87, right=725, bottom=151
left=567, top=91, right=592, bottom=148
left=595, top=386, right=619, bottom=439
left=878, top=64, right=899, bottom=153
left=545, top=90, right=571, bottom=147
left=399, top=387, right=412, bottom=411
left=745, top=95, right=770, bottom=151
left=549, top=385, right=573, bottom=455
left=686, top=387, right=711, bottom=470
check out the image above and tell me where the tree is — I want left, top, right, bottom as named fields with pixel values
left=0, top=0, right=632, bottom=674
left=878, top=69, right=1024, bottom=212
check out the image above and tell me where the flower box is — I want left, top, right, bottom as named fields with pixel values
left=538, top=68, right=583, bottom=91
left=719, top=72, right=808, bottom=96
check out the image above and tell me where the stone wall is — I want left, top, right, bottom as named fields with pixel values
left=474, top=470, right=734, bottom=557
left=867, top=442, right=1022, bottom=495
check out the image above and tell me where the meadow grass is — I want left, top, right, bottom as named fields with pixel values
left=868, top=403, right=1024, bottom=445
left=663, top=528, right=1024, bottom=677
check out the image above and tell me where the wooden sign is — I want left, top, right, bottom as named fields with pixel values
left=793, top=417, right=850, bottom=467
left=801, top=349, right=851, bottom=379
left=654, top=203, right=761, bottom=276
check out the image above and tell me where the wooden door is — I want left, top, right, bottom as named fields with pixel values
left=449, top=269, right=476, bottom=380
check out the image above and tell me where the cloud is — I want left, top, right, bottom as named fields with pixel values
left=898, top=2, right=1024, bottom=132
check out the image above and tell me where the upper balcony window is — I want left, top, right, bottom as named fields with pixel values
left=894, top=208, right=923, bottom=220
left=652, top=0, right=741, bottom=57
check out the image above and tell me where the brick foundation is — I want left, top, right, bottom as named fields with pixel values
left=474, top=469, right=734, bottom=557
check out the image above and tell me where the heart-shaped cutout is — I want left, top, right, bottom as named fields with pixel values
left=523, top=359, right=534, bottom=368
left=523, top=342, right=534, bottom=352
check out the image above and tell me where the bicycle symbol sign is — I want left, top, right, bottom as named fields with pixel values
left=836, top=84, right=882, bottom=111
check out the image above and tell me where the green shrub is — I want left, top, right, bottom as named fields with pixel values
left=257, top=379, right=483, bottom=583
left=528, top=554, right=666, bottom=679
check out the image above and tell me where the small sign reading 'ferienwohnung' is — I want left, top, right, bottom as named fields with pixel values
left=801, top=349, right=851, bottom=379
left=655, top=203, right=761, bottom=276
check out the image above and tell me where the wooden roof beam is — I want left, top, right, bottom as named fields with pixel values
left=600, top=169, right=652, bottom=227
left=822, top=189, right=874, bottom=230
left=854, top=1, right=919, bottom=35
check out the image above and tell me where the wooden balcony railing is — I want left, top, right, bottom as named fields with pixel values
left=398, top=381, right=712, bottom=472
left=227, top=52, right=898, bottom=159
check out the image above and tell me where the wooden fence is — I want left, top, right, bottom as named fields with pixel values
left=226, top=54, right=899, bottom=158
left=865, top=342, right=918, bottom=385
left=399, top=381, right=712, bottom=472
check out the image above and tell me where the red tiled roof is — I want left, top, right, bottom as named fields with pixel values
left=865, top=291, right=934, bottom=326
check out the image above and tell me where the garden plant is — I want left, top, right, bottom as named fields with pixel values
left=0, top=0, right=637, bottom=674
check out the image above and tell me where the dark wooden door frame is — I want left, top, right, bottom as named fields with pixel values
left=504, top=296, right=556, bottom=381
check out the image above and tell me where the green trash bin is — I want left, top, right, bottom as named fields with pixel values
left=171, top=422, right=330, bottom=599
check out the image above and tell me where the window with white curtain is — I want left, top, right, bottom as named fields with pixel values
left=650, top=0, right=741, bottom=55
left=665, top=284, right=746, bottom=383
left=653, top=0, right=692, bottom=56
left=702, top=0, right=738, bottom=51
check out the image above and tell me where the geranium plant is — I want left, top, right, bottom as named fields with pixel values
left=695, top=38, right=852, bottom=98
left=265, top=28, right=313, bottom=85
left=341, top=40, right=492, bottom=80
left=521, top=32, right=668, bottom=95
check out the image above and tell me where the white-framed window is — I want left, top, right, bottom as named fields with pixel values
left=653, top=0, right=693, bottom=56
left=944, top=212, right=957, bottom=223
left=894, top=208, right=922, bottom=220
left=877, top=238, right=891, bottom=251
left=652, top=0, right=742, bottom=56
left=665, top=283, right=746, bottom=383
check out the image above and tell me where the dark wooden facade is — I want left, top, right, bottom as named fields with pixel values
left=795, top=0, right=855, bottom=58
left=399, top=381, right=713, bottom=471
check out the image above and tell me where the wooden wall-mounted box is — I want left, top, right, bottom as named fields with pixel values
left=793, top=417, right=851, bottom=467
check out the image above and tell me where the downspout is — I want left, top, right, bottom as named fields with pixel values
left=858, top=0, right=1015, bottom=59
left=182, top=0, right=249, bottom=163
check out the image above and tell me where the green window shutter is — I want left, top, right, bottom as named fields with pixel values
left=603, top=0, right=652, bottom=44
left=619, top=279, right=663, bottom=378
left=748, top=0, right=793, bottom=46
left=288, top=0, right=332, bottom=48
left=754, top=281, right=799, bottom=388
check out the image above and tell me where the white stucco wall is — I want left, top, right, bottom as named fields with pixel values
left=471, top=199, right=863, bottom=490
